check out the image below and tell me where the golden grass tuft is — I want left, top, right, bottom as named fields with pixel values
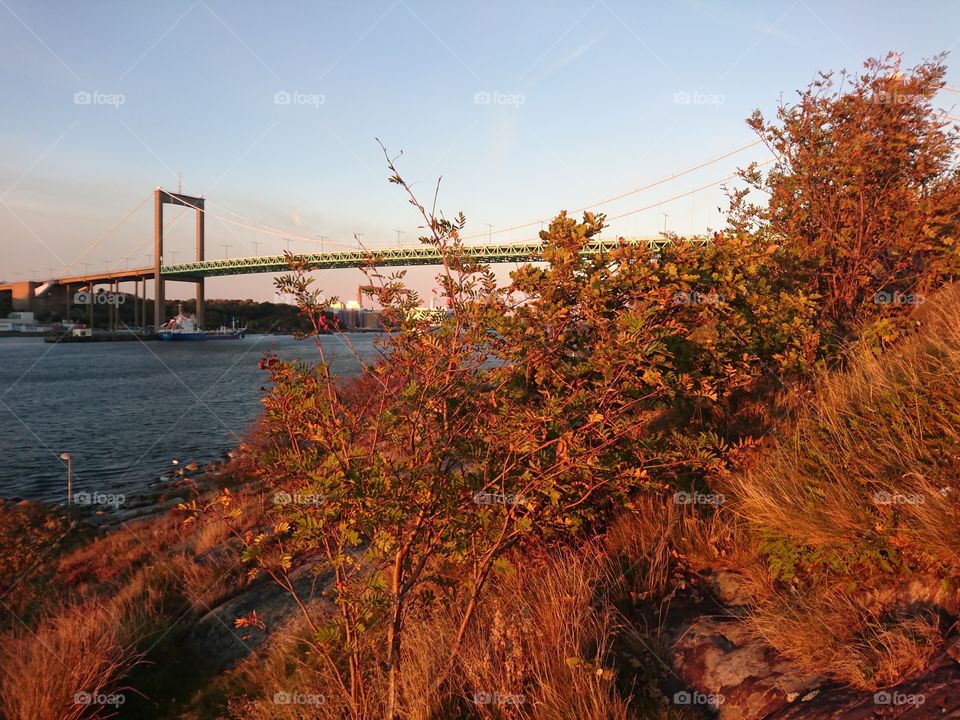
left=718, top=285, right=960, bottom=689
left=0, top=603, right=142, bottom=720
left=725, top=289, right=960, bottom=571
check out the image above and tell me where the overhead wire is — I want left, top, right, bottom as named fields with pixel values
left=459, top=139, right=763, bottom=241
left=56, top=191, right=152, bottom=280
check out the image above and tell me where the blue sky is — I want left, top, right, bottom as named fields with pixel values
left=2, top=0, right=959, bottom=302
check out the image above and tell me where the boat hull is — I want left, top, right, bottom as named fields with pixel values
left=156, top=331, right=245, bottom=341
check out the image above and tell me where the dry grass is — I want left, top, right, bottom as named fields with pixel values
left=449, top=544, right=631, bottom=720
left=217, top=544, right=637, bottom=719
left=745, top=576, right=943, bottom=689
left=216, top=503, right=722, bottom=720
left=0, top=603, right=142, bottom=720
left=0, top=478, right=269, bottom=720
left=725, top=289, right=960, bottom=571
left=717, top=286, right=960, bottom=689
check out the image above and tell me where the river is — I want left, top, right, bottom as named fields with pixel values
left=0, top=334, right=380, bottom=503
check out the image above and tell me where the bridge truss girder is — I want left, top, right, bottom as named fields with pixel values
left=159, top=237, right=706, bottom=279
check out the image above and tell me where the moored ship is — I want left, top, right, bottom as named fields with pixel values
left=157, top=304, right=246, bottom=341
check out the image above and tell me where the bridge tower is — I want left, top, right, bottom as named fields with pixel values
left=154, top=189, right=205, bottom=329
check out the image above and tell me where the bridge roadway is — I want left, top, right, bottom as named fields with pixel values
left=1, top=236, right=707, bottom=327
left=2, top=237, right=698, bottom=291
left=158, top=236, right=686, bottom=279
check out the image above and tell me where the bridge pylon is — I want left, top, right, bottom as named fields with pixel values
left=154, top=189, right=205, bottom=329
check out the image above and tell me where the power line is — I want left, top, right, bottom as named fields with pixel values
left=605, top=158, right=774, bottom=223
left=56, top=191, right=152, bottom=280
left=204, top=197, right=355, bottom=248
left=158, top=181, right=358, bottom=250
left=460, top=139, right=763, bottom=241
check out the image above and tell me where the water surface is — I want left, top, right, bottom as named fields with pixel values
left=0, top=334, right=379, bottom=502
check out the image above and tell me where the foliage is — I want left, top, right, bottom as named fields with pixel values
left=230, top=151, right=831, bottom=717
left=0, top=503, right=75, bottom=628
left=734, top=52, right=960, bottom=347
left=196, top=52, right=960, bottom=718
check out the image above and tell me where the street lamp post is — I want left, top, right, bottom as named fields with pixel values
left=59, top=453, right=73, bottom=504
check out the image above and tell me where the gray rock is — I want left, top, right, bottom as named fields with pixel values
left=671, top=616, right=824, bottom=720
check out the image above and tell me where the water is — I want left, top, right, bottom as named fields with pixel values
left=0, top=334, right=381, bottom=503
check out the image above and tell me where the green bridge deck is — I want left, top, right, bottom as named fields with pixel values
left=159, top=237, right=705, bottom=279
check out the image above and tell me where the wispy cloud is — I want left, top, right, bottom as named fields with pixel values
left=535, top=32, right=605, bottom=82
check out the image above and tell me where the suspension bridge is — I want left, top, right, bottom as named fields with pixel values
left=1, top=139, right=766, bottom=330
